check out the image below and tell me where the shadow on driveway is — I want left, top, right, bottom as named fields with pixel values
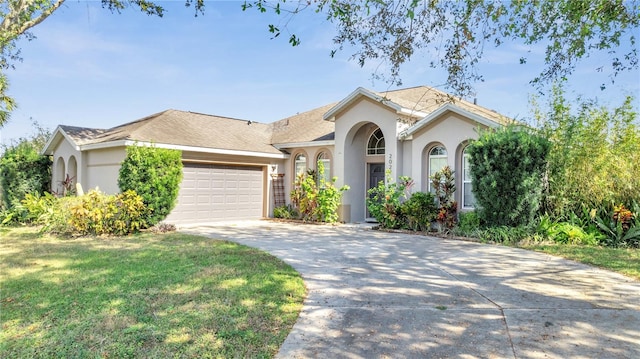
left=185, top=221, right=640, bottom=359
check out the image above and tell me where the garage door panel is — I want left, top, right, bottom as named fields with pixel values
left=165, top=164, right=264, bottom=224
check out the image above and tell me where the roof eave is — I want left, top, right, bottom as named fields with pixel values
left=273, top=140, right=335, bottom=150
left=323, top=87, right=430, bottom=122
left=323, top=87, right=404, bottom=122
left=41, top=126, right=81, bottom=155
left=80, top=140, right=289, bottom=159
left=399, top=104, right=502, bottom=140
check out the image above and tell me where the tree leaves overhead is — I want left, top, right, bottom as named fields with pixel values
left=243, top=0, right=639, bottom=97
left=0, top=0, right=638, bottom=127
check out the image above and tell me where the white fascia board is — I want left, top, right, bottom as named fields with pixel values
left=79, top=140, right=288, bottom=159
left=273, top=140, right=335, bottom=150
left=79, top=140, right=129, bottom=151
left=323, top=86, right=427, bottom=122
left=399, top=104, right=501, bottom=140
left=134, top=141, right=288, bottom=159
left=397, top=107, right=429, bottom=118
left=323, top=87, right=404, bottom=121
left=41, top=127, right=80, bottom=155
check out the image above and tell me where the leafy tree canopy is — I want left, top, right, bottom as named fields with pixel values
left=243, top=0, right=639, bottom=96
left=1, top=0, right=638, bottom=126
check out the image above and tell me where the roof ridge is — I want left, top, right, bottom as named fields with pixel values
left=376, top=85, right=432, bottom=93
left=60, top=124, right=105, bottom=132
left=185, top=111, right=261, bottom=123
left=105, top=109, right=175, bottom=131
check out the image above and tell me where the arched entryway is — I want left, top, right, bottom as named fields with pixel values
left=341, top=122, right=387, bottom=222
left=55, top=157, right=65, bottom=195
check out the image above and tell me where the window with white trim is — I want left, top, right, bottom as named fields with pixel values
left=428, top=146, right=448, bottom=192
left=294, top=153, right=307, bottom=177
left=316, top=151, right=331, bottom=184
left=462, top=147, right=476, bottom=208
left=367, top=128, right=385, bottom=155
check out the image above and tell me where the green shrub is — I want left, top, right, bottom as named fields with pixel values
left=467, top=125, right=550, bottom=227
left=545, top=223, right=598, bottom=245
left=67, top=189, right=148, bottom=235
left=534, top=88, right=640, bottom=218
left=0, top=127, right=52, bottom=210
left=366, top=170, right=412, bottom=229
left=477, top=225, right=539, bottom=244
left=401, top=191, right=437, bottom=231
left=23, top=189, right=149, bottom=235
left=118, top=144, right=183, bottom=226
left=273, top=204, right=298, bottom=219
left=290, top=161, right=348, bottom=223
left=457, top=210, right=481, bottom=236
left=18, top=191, right=76, bottom=233
left=39, top=196, right=77, bottom=234
left=431, top=166, right=457, bottom=231
left=20, top=192, right=57, bottom=223
left=0, top=204, right=27, bottom=225
left=593, top=204, right=640, bottom=248
left=291, top=172, right=317, bottom=221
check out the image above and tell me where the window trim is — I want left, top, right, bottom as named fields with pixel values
left=293, top=151, right=308, bottom=179
left=366, top=128, right=385, bottom=156
left=428, top=145, right=448, bottom=192
left=316, top=150, right=332, bottom=184
left=462, top=146, right=475, bottom=208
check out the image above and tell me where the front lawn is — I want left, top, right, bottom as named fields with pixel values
left=517, top=243, right=640, bottom=280
left=0, top=227, right=306, bottom=358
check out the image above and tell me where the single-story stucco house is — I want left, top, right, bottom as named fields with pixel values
left=42, top=86, right=510, bottom=225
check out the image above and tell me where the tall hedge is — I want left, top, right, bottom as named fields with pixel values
left=534, top=87, right=640, bottom=217
left=467, top=126, right=550, bottom=227
left=118, top=144, right=183, bottom=226
left=0, top=136, right=51, bottom=210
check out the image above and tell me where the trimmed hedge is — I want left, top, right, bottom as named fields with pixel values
left=118, top=144, right=183, bottom=226
left=467, top=126, right=550, bottom=227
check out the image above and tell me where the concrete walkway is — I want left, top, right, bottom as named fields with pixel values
left=185, top=221, right=640, bottom=359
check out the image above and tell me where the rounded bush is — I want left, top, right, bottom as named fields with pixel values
left=118, top=144, right=183, bottom=226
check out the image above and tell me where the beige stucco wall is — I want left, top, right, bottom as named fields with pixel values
left=85, top=147, right=126, bottom=194
left=51, top=138, right=82, bottom=195
left=333, top=98, right=403, bottom=222
left=331, top=103, right=492, bottom=221
left=282, top=145, right=335, bottom=206
left=406, top=112, right=486, bottom=209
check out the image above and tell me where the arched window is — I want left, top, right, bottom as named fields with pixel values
left=294, top=153, right=307, bottom=177
left=367, top=128, right=385, bottom=155
left=428, top=146, right=448, bottom=192
left=462, top=147, right=475, bottom=208
left=55, top=157, right=65, bottom=195
left=316, top=151, right=331, bottom=184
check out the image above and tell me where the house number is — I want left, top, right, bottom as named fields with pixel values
left=388, top=153, right=392, bottom=170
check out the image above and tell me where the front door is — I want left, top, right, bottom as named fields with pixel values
left=366, top=163, right=385, bottom=219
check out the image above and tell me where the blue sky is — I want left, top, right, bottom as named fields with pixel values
left=2, top=1, right=639, bottom=145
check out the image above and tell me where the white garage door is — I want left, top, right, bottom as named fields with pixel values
left=165, top=163, right=264, bottom=225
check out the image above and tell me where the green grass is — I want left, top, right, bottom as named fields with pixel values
left=517, top=243, right=640, bottom=280
left=0, top=227, right=306, bottom=358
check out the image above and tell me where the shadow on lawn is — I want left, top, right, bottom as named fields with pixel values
left=0, top=231, right=305, bottom=358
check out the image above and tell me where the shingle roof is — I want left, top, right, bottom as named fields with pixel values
left=59, top=125, right=107, bottom=145
left=53, top=86, right=511, bottom=155
left=373, top=86, right=511, bottom=125
left=86, top=110, right=281, bottom=155
left=270, top=103, right=337, bottom=145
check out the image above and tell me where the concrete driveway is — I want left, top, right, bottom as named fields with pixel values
left=185, top=221, right=640, bottom=359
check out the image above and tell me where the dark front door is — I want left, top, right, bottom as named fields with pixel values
left=367, top=163, right=385, bottom=219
